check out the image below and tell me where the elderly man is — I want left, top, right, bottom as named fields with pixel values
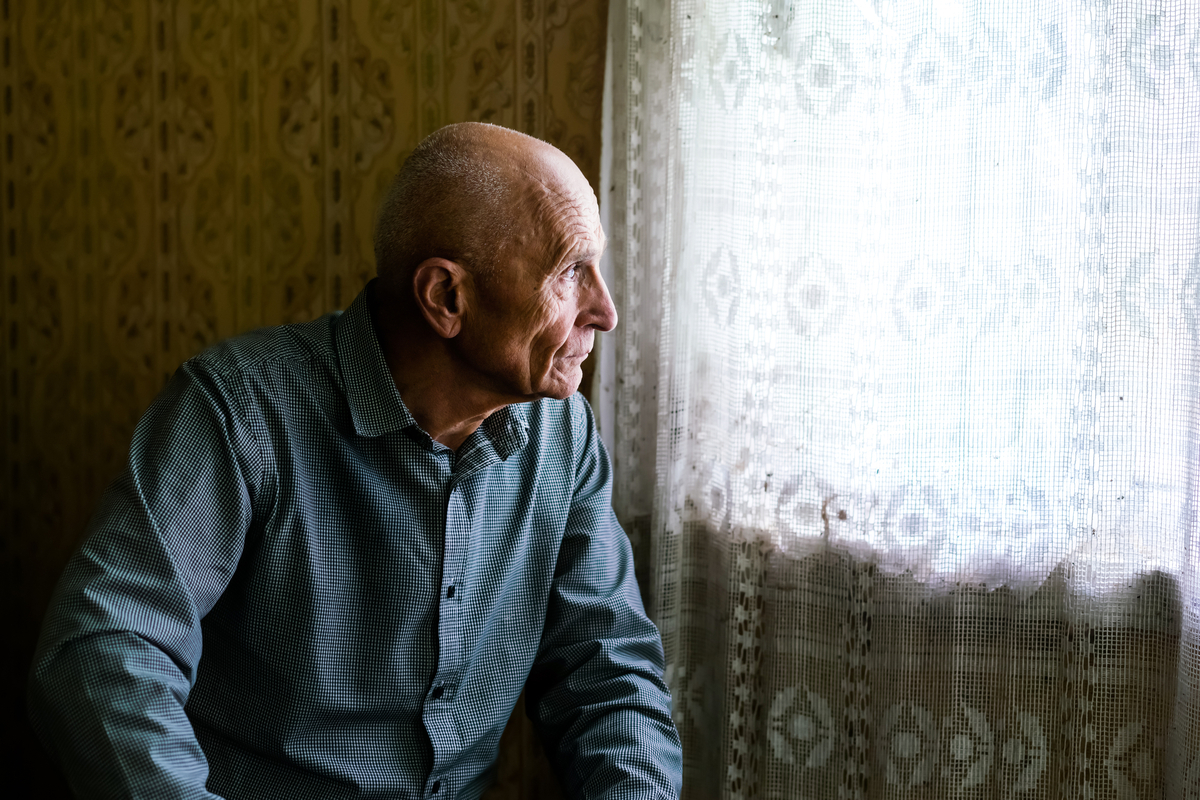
left=29, top=123, right=683, bottom=799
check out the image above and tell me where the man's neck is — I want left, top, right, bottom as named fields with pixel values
left=368, top=286, right=512, bottom=452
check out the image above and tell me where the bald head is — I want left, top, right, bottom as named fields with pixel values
left=369, top=123, right=616, bottom=423
left=374, top=123, right=594, bottom=302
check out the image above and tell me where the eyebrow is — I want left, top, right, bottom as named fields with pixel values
left=570, top=234, right=607, bottom=263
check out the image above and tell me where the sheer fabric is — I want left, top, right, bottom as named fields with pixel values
left=600, top=0, right=1200, bottom=796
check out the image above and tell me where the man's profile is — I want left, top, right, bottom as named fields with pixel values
left=28, top=123, right=683, bottom=799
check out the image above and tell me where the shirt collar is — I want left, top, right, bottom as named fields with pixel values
left=476, top=402, right=530, bottom=461
left=336, top=282, right=418, bottom=438
left=450, top=411, right=525, bottom=475
left=336, top=281, right=532, bottom=456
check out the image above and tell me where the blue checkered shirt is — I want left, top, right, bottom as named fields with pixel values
left=28, top=286, right=682, bottom=799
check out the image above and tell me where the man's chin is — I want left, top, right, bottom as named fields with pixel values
left=541, top=381, right=581, bottom=401
left=536, top=367, right=583, bottom=400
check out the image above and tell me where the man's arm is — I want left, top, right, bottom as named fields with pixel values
left=28, top=362, right=262, bottom=800
left=526, top=398, right=683, bottom=799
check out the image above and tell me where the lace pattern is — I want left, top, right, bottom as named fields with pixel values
left=601, top=0, right=1200, bottom=797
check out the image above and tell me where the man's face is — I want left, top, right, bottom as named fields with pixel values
left=458, top=156, right=617, bottom=402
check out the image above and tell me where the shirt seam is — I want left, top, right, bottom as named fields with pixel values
left=183, top=358, right=274, bottom=503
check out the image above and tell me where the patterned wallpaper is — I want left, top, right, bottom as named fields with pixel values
left=1, top=1, right=605, bottom=795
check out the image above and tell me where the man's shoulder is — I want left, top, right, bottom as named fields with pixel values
left=187, top=312, right=342, bottom=382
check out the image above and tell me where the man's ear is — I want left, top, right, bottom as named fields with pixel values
left=412, top=257, right=471, bottom=339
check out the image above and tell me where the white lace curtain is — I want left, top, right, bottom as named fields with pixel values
left=598, top=0, right=1200, bottom=797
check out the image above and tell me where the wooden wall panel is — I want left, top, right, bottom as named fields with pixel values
left=1, top=1, right=606, bottom=795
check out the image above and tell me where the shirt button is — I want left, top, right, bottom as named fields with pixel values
left=432, top=779, right=441, bottom=793
left=432, top=686, right=444, bottom=700
left=446, top=585, right=455, bottom=599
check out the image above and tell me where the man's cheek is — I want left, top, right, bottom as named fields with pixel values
left=511, top=286, right=568, bottom=336
left=523, top=293, right=572, bottom=339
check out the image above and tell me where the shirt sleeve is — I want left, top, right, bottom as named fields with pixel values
left=525, top=397, right=684, bottom=800
left=27, top=360, right=264, bottom=800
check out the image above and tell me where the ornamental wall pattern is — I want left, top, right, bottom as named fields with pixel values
left=0, top=1, right=606, bottom=796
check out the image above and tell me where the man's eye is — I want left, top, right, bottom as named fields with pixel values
left=564, top=265, right=578, bottom=280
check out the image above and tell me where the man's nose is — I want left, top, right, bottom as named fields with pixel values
left=582, top=265, right=618, bottom=332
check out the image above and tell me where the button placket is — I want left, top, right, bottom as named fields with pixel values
left=437, top=486, right=468, bottom=681
left=422, top=474, right=469, bottom=776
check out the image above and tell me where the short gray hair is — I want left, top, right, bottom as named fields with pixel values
left=374, top=124, right=522, bottom=297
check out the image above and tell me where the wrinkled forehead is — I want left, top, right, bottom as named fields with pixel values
left=509, top=154, right=605, bottom=265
